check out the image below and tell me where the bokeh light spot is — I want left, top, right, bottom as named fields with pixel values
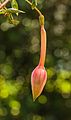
left=47, top=68, right=55, bottom=79
left=45, top=80, right=54, bottom=92
left=0, top=87, right=9, bottom=98
left=11, top=108, right=20, bottom=116
left=9, top=100, right=21, bottom=109
left=61, top=81, right=71, bottom=94
left=38, top=95, right=47, bottom=104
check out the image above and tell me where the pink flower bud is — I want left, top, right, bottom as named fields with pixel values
left=31, top=25, right=47, bottom=101
left=31, top=65, right=47, bottom=101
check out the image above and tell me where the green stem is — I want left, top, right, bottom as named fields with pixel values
left=26, top=0, right=42, bottom=16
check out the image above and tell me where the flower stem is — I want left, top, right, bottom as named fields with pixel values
left=26, top=0, right=46, bottom=67
left=39, top=25, right=46, bottom=67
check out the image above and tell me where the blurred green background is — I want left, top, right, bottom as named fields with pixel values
left=0, top=0, right=71, bottom=120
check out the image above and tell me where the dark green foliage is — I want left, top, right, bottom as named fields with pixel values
left=0, top=0, right=71, bottom=120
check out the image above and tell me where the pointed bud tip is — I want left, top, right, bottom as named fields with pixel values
left=33, top=95, right=36, bottom=101
left=32, top=93, right=40, bottom=102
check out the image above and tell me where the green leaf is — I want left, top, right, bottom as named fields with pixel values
left=11, top=0, right=18, bottom=9
left=7, top=8, right=25, bottom=14
left=32, top=0, right=37, bottom=9
left=11, top=0, right=18, bottom=15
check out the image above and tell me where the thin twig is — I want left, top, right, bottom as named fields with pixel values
left=26, top=0, right=42, bottom=16
left=0, top=0, right=10, bottom=9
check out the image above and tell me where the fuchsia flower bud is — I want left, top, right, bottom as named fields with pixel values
left=31, top=65, right=47, bottom=101
left=31, top=25, right=47, bottom=101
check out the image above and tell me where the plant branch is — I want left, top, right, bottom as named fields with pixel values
left=0, top=0, right=10, bottom=9
left=26, top=0, right=42, bottom=16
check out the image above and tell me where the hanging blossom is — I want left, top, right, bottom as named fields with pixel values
left=31, top=16, right=47, bottom=101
